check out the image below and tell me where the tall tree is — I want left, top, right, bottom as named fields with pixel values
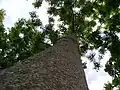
left=32, top=0, right=120, bottom=89
left=0, top=8, right=89, bottom=89
left=0, top=35, right=88, bottom=90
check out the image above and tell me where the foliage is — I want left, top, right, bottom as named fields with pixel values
left=0, top=9, right=5, bottom=22
left=104, top=82, right=113, bottom=90
left=0, top=11, right=60, bottom=69
left=0, top=0, right=120, bottom=89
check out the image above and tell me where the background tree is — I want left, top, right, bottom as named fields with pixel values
left=0, top=11, right=55, bottom=69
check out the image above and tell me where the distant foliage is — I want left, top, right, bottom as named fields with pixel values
left=0, top=11, right=60, bottom=69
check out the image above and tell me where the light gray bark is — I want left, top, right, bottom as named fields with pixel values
left=0, top=36, right=89, bottom=90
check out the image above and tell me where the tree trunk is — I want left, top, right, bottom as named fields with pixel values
left=0, top=36, right=89, bottom=90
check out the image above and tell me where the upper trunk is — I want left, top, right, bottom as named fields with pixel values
left=0, top=35, right=89, bottom=90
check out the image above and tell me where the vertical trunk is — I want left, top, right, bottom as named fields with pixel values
left=0, top=36, right=89, bottom=90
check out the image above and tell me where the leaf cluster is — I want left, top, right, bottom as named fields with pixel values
left=0, top=11, right=59, bottom=69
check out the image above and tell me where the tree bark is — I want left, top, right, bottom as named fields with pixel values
left=0, top=36, right=89, bottom=90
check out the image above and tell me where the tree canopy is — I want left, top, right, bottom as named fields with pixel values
left=0, top=0, right=120, bottom=89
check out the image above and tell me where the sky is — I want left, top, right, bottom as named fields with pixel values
left=0, top=0, right=112, bottom=90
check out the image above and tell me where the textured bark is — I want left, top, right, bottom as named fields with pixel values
left=0, top=36, right=89, bottom=90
